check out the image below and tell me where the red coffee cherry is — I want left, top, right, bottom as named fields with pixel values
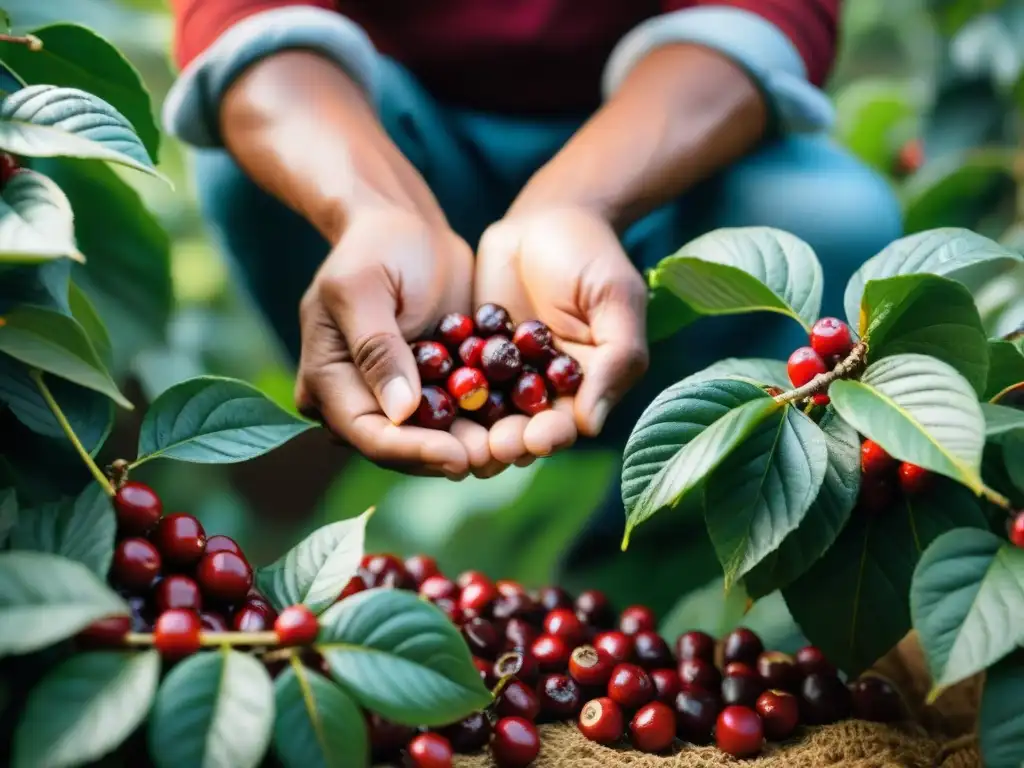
left=531, top=634, right=571, bottom=672
left=436, top=312, right=474, bottom=349
left=510, top=371, right=550, bottom=415
left=439, top=711, right=491, bottom=754
left=810, top=317, right=854, bottom=361
left=860, top=439, right=896, bottom=477
left=794, top=646, right=835, bottom=679
left=337, top=574, right=367, bottom=601
left=786, top=346, right=828, bottom=388
left=512, top=320, right=554, bottom=364
left=678, top=658, right=721, bottom=692
left=618, top=605, right=656, bottom=636
left=462, top=617, right=501, bottom=659
left=1010, top=511, right=1024, bottom=548
left=546, top=355, right=583, bottom=396
left=196, top=551, right=253, bottom=603
left=153, top=513, right=206, bottom=566
left=575, top=589, right=614, bottom=628
left=361, top=553, right=413, bottom=589
left=543, top=608, right=586, bottom=646
left=496, top=679, right=541, bottom=721
left=757, top=651, right=798, bottom=691
left=630, top=701, right=676, bottom=753
left=491, top=717, right=540, bottom=768
left=447, top=367, right=490, bottom=411
left=200, top=612, right=229, bottom=632
left=113, top=481, right=162, bottom=535
left=420, top=575, right=458, bottom=602
left=715, top=705, right=764, bottom=758
left=633, top=631, right=673, bottom=669
left=538, top=673, right=582, bottom=718
left=233, top=600, right=275, bottom=631
left=481, top=336, right=523, bottom=383
left=407, top=732, right=453, bottom=768
left=650, top=668, right=681, bottom=704
left=154, top=575, right=203, bottom=614
left=578, top=696, right=624, bottom=744
left=536, top=585, right=573, bottom=611
left=756, top=689, right=800, bottom=740
left=459, top=579, right=497, bottom=617
left=474, top=303, right=515, bottom=337
left=412, top=340, right=454, bottom=383
left=724, top=662, right=758, bottom=679
left=594, top=631, right=635, bottom=664
left=675, top=687, right=722, bottom=745
left=812, top=393, right=831, bottom=406
left=275, top=604, right=319, bottom=646
left=414, top=386, right=457, bottom=431
left=494, top=650, right=539, bottom=685
left=676, top=630, right=715, bottom=663
left=204, top=535, right=244, bottom=558
left=457, top=570, right=490, bottom=589
left=608, top=663, right=655, bottom=709
left=894, top=138, right=924, bottom=176
left=898, top=462, right=930, bottom=495
left=458, top=336, right=486, bottom=367
left=112, top=538, right=161, bottom=591
left=494, top=592, right=538, bottom=623
left=496, top=579, right=526, bottom=597
left=0, top=152, right=20, bottom=185
left=722, top=628, right=764, bottom=667
left=77, top=615, right=131, bottom=648
left=473, top=390, right=511, bottom=427
left=404, top=554, right=439, bottom=587
left=849, top=674, right=906, bottom=723
left=154, top=608, right=202, bottom=658
left=569, top=645, right=615, bottom=687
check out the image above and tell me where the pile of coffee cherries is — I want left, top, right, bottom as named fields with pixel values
left=409, top=304, right=582, bottom=431
left=784, top=316, right=858, bottom=406
left=342, top=553, right=908, bottom=767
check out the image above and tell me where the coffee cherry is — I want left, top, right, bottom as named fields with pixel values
left=715, top=705, right=763, bottom=758
left=275, top=604, right=319, bottom=646
left=787, top=346, right=828, bottom=388
left=721, top=674, right=765, bottom=708
left=543, top=608, right=586, bottom=646
left=77, top=615, right=131, bottom=648
left=200, top=612, right=229, bottom=632
left=678, top=658, right=721, bottom=692
left=113, top=481, right=162, bottom=535
left=812, top=393, right=831, bottom=406
left=204, top=535, right=244, bottom=558
left=539, top=673, right=582, bottom=718
left=404, top=554, right=439, bottom=587
left=493, top=592, right=539, bottom=623
left=676, top=630, right=715, bottom=663
left=724, top=662, right=758, bottom=679
left=722, top=627, right=764, bottom=667
left=497, top=679, right=541, bottom=721
left=154, top=608, right=201, bottom=658
left=491, top=717, right=540, bottom=768
left=569, top=645, right=615, bottom=687
left=594, top=631, right=634, bottom=664
left=412, top=341, right=454, bottom=383
left=800, top=672, right=852, bottom=725
left=894, top=138, right=924, bottom=176
left=756, top=689, right=799, bottom=740
left=407, top=732, right=453, bottom=768
left=196, top=551, right=253, bottom=603
left=633, top=631, right=673, bottom=669
left=338, top=575, right=367, bottom=601
left=512, top=320, right=554, bottom=364
left=510, top=371, right=550, bottom=415
left=757, top=651, right=798, bottom=691
left=472, top=657, right=492, bottom=685
left=496, top=578, right=522, bottom=597
left=462, top=617, right=501, bottom=659
left=112, top=538, right=161, bottom=590
left=1010, top=511, right=1024, bottom=548
left=154, top=575, right=203, bottom=613
left=437, top=312, right=474, bottom=349
left=608, top=663, right=655, bottom=709
left=447, top=367, right=490, bottom=411
left=504, top=619, right=539, bottom=652
left=536, top=586, right=573, bottom=612
left=630, top=701, right=676, bottom=753
left=474, top=390, right=511, bottom=427
left=619, top=605, right=656, bottom=636
left=420, top=574, right=458, bottom=602
left=650, top=668, right=681, bottom=704
left=860, top=439, right=896, bottom=477
left=475, top=303, right=515, bottom=337
left=858, top=478, right=897, bottom=515
left=794, top=646, right=835, bottom=679
left=0, top=153, right=20, bottom=185
left=440, top=711, right=491, bottom=754
left=233, top=600, right=275, bottom=631
left=495, top=650, right=539, bottom=685
left=578, top=696, right=624, bottom=744
left=546, top=355, right=583, bottom=396
left=414, top=386, right=457, bottom=430
left=457, top=569, right=490, bottom=589
left=153, top=513, right=206, bottom=567
left=674, top=687, right=722, bottom=745
left=531, top=634, right=570, bottom=672
left=368, top=712, right=416, bottom=762
left=849, top=675, right=906, bottom=722
left=575, top=589, right=613, bottom=628
left=481, top=336, right=523, bottom=383
left=898, top=462, right=930, bottom=495
left=459, top=579, right=497, bottom=617
left=458, top=336, right=486, bottom=367
left=810, top=317, right=854, bottom=361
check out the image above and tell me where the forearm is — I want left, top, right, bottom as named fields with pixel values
left=512, top=44, right=767, bottom=230
left=220, top=51, right=443, bottom=242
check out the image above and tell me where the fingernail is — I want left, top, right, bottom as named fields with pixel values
left=381, top=377, right=416, bottom=424
left=591, top=398, right=611, bottom=434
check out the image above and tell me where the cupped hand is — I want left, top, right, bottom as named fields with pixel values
left=475, top=206, right=649, bottom=466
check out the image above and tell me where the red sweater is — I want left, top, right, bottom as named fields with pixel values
left=172, top=0, right=841, bottom=114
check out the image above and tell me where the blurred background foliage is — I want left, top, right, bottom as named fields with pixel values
left=5, top=0, right=1022, bottom=638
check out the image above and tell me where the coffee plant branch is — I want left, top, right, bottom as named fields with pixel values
left=773, top=340, right=869, bottom=405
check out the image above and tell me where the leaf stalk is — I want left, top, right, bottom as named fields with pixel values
left=123, top=631, right=282, bottom=648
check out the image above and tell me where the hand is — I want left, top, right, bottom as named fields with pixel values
left=295, top=206, right=489, bottom=478
left=475, top=206, right=649, bottom=465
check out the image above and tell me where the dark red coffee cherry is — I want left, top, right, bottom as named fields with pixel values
left=154, top=608, right=201, bottom=658
left=414, top=386, right=457, bottom=430
left=575, top=589, right=613, bottom=628
left=721, top=673, right=765, bottom=708
left=196, top=551, right=253, bottom=603
left=569, top=645, right=615, bottom=687
left=715, top=705, right=764, bottom=758
left=474, top=303, right=514, bottom=337
left=512, top=320, right=554, bottom=364
left=404, top=554, right=439, bottom=587
left=407, top=732, right=453, bottom=768
left=481, top=336, right=523, bottom=383
left=756, top=689, right=800, bottom=740
left=538, top=673, right=582, bottom=718
left=633, top=631, right=673, bottom=669
left=491, top=717, right=540, bottom=768
left=608, top=663, right=655, bottom=709
left=504, top=619, right=539, bottom=652
left=153, top=513, right=206, bottom=567
left=678, top=658, right=721, bottom=692
left=154, top=575, right=203, bottom=613
left=275, top=604, right=319, bottom=646
left=724, top=662, right=759, bottom=680
left=337, top=574, right=367, bottom=601
left=113, top=481, right=162, bottom=535
left=630, top=701, right=676, bottom=753
left=794, top=646, right=835, bottom=679
left=77, top=615, right=131, bottom=648
left=473, top=390, right=511, bottom=427
left=810, top=317, right=854, bottom=361
left=510, top=371, right=550, bottom=415
left=860, top=439, right=896, bottom=477
left=531, top=634, right=570, bottom=672
left=412, top=340, right=454, bottom=383
left=112, top=537, right=161, bottom=590
left=493, top=591, right=539, bottom=623
left=578, top=696, right=624, bottom=744
left=0, top=153, right=20, bottom=185
left=898, top=462, right=931, bottom=495
left=494, top=650, right=539, bottom=685
left=204, top=535, right=244, bottom=558
left=497, top=679, right=541, bottom=721
left=200, top=612, right=229, bottom=632
left=849, top=675, right=906, bottom=723
left=787, top=346, right=828, bottom=388
left=543, top=608, right=586, bottom=646
left=436, top=312, right=474, bottom=349
left=368, top=713, right=416, bottom=762
left=619, top=605, right=656, bottom=636
left=440, top=711, right=491, bottom=754
left=361, top=553, right=413, bottom=590
left=459, top=579, right=497, bottom=617
left=650, top=668, right=681, bottom=705
left=546, top=355, right=583, bottom=396
left=447, top=367, right=490, bottom=411
left=676, top=630, right=715, bottom=663
left=800, top=672, right=852, bottom=725
left=722, top=627, right=764, bottom=667
left=674, top=687, right=722, bottom=745
left=1010, top=511, right=1024, bottom=548
left=457, top=570, right=490, bottom=589
left=594, top=631, right=634, bottom=664
left=757, top=651, right=798, bottom=691
left=536, top=586, right=573, bottom=612
left=420, top=574, right=458, bottom=602
left=233, top=601, right=275, bottom=631
left=458, top=335, right=486, bottom=368
left=462, top=617, right=501, bottom=659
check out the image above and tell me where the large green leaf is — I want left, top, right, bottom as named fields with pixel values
left=10, top=483, right=115, bottom=576
left=983, top=403, right=1024, bottom=437
left=0, top=168, right=80, bottom=264
left=986, top=339, right=1024, bottom=402
left=844, top=228, right=1022, bottom=329
left=979, top=651, right=1024, bottom=768
left=745, top=412, right=861, bottom=598
left=0, top=24, right=160, bottom=160
left=256, top=509, right=369, bottom=615
left=148, top=649, right=274, bottom=768
left=273, top=661, right=368, bottom=768
left=68, top=281, right=112, bottom=369
left=134, top=376, right=314, bottom=466
left=0, top=86, right=162, bottom=179
left=318, top=589, right=491, bottom=726
left=677, top=357, right=790, bottom=390
left=646, top=282, right=700, bottom=343
left=911, top=528, right=1024, bottom=690
left=829, top=354, right=985, bottom=494
left=0, top=551, right=127, bottom=657
left=704, top=405, right=829, bottom=588
left=861, top=274, right=989, bottom=394
left=649, top=227, right=823, bottom=332
left=0, top=306, right=130, bottom=408
left=0, top=259, right=70, bottom=313
left=12, top=650, right=159, bottom=768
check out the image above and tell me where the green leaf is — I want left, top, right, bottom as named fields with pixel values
left=0, top=551, right=127, bottom=657
left=983, top=403, right=1024, bottom=437
left=911, top=528, right=1024, bottom=689
left=68, top=282, right=112, bottom=369
left=256, top=509, right=370, bottom=615
left=1005, top=435, right=1024, bottom=494
left=273, top=661, right=368, bottom=768
left=0, top=168, right=81, bottom=264
left=0, top=305, right=130, bottom=408
left=979, top=650, right=1024, bottom=768
left=0, top=488, right=17, bottom=547
left=13, top=650, right=159, bottom=768
left=0, top=86, right=163, bottom=180
left=902, top=151, right=1017, bottom=235
left=0, top=24, right=160, bottom=161
left=704, top=405, right=829, bottom=588
left=745, top=412, right=861, bottom=598
left=833, top=78, right=918, bottom=172
left=10, top=483, right=115, bottom=576
left=861, top=274, right=989, bottom=394
left=986, top=339, right=1024, bottom=402
left=677, top=357, right=790, bottom=390
left=148, top=649, right=274, bottom=768
left=645, top=282, right=701, bottom=343
left=829, top=354, right=985, bottom=494
left=134, top=376, right=314, bottom=465
left=318, top=589, right=491, bottom=726
left=844, top=228, right=1022, bottom=329
left=649, top=227, right=823, bottom=332
left=0, top=259, right=70, bottom=312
